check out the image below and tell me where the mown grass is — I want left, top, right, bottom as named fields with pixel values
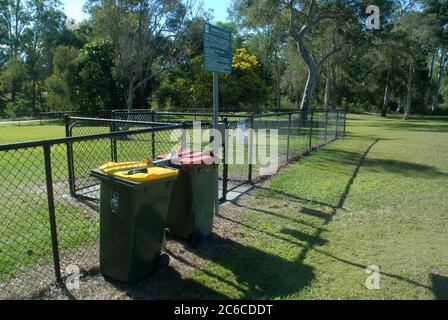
left=170, top=114, right=448, bottom=300
left=0, top=124, right=65, bottom=144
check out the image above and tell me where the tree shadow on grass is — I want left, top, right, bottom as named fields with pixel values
left=431, top=273, right=448, bottom=300
left=300, top=208, right=333, bottom=223
left=362, top=158, right=448, bottom=178
left=362, top=121, right=448, bottom=133
left=234, top=138, right=437, bottom=296
left=99, top=263, right=231, bottom=300
left=307, top=143, right=447, bottom=179
left=281, top=228, right=328, bottom=247
left=97, top=229, right=316, bottom=300
left=233, top=202, right=327, bottom=230
left=177, top=235, right=316, bottom=300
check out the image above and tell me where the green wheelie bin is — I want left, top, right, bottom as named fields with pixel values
left=157, top=151, right=218, bottom=245
left=91, top=161, right=179, bottom=284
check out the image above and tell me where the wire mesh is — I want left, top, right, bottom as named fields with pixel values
left=0, top=147, right=55, bottom=299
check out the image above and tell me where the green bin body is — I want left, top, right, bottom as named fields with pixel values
left=165, top=152, right=218, bottom=241
left=91, top=169, right=177, bottom=284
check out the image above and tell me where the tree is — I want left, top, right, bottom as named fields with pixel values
left=154, top=48, right=270, bottom=111
left=0, top=58, right=25, bottom=111
left=87, top=0, right=203, bottom=111
left=46, top=45, right=78, bottom=111
left=421, top=0, right=448, bottom=114
left=0, top=0, right=33, bottom=102
left=231, top=2, right=287, bottom=109
left=232, top=0, right=364, bottom=117
left=394, top=11, right=439, bottom=119
left=0, top=0, right=66, bottom=110
left=73, top=40, right=125, bottom=112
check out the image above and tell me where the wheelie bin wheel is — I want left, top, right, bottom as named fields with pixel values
left=154, top=253, right=170, bottom=272
left=189, top=231, right=205, bottom=248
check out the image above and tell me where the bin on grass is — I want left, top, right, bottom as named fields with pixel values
left=91, top=160, right=179, bottom=284
left=156, top=151, right=218, bottom=245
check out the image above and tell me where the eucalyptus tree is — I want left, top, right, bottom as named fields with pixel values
left=0, top=0, right=65, bottom=107
left=231, top=1, right=287, bottom=109
left=0, top=0, right=33, bottom=102
left=421, top=0, right=448, bottom=113
left=392, top=10, right=440, bottom=119
left=87, top=0, right=204, bottom=111
left=233, top=0, right=389, bottom=118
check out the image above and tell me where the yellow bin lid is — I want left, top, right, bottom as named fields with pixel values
left=99, top=161, right=179, bottom=182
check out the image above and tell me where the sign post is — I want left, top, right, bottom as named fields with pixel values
left=203, top=23, right=232, bottom=213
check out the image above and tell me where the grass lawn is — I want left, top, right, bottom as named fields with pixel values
left=169, top=114, right=448, bottom=300
left=0, top=123, right=65, bottom=144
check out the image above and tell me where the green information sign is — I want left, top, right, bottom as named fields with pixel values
left=203, top=23, right=232, bottom=74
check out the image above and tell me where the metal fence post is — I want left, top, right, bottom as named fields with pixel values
left=324, top=110, right=329, bottom=143
left=248, top=115, right=255, bottom=183
left=335, top=110, right=340, bottom=139
left=110, top=122, right=118, bottom=162
left=287, top=113, right=292, bottom=162
left=151, top=111, right=156, bottom=158
left=64, top=115, right=76, bottom=197
left=297, top=112, right=302, bottom=137
left=308, top=109, right=314, bottom=151
left=43, top=144, right=62, bottom=284
left=343, top=109, right=347, bottom=137
left=222, top=118, right=229, bottom=202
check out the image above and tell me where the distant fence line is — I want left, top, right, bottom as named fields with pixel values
left=0, top=108, right=316, bottom=125
left=0, top=111, right=113, bottom=126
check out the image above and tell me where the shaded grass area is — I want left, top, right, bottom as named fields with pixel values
left=167, top=114, right=448, bottom=300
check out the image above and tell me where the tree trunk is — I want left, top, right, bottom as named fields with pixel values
left=301, top=66, right=317, bottom=119
left=274, top=50, right=281, bottom=110
left=127, top=80, right=134, bottom=112
left=32, top=79, right=36, bottom=113
left=11, top=79, right=17, bottom=103
left=324, top=63, right=336, bottom=109
left=423, top=51, right=436, bottom=110
left=432, top=49, right=446, bottom=115
left=324, top=70, right=332, bottom=109
left=403, top=60, right=414, bottom=120
left=381, top=69, right=391, bottom=117
left=331, top=65, right=336, bottom=107
left=294, top=33, right=317, bottom=119
left=37, top=80, right=45, bottom=112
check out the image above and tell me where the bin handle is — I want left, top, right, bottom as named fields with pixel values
left=127, top=167, right=148, bottom=175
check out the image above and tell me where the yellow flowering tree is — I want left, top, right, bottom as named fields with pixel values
left=155, top=48, right=270, bottom=110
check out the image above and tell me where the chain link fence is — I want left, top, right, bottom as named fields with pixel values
left=0, top=109, right=346, bottom=299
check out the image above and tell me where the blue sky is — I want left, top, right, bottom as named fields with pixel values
left=61, top=0, right=232, bottom=23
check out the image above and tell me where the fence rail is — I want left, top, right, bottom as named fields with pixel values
left=0, top=111, right=113, bottom=126
left=0, top=108, right=346, bottom=299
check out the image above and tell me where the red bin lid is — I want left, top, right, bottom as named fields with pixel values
left=162, top=150, right=217, bottom=167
